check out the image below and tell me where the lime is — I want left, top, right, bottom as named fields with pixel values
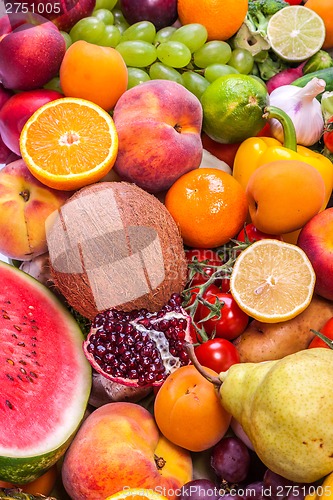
left=267, top=5, right=326, bottom=62
left=200, top=74, right=269, bottom=144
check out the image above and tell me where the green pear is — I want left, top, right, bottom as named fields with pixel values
left=219, top=348, right=333, bottom=483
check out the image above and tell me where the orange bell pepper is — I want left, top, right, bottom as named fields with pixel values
left=233, top=107, right=333, bottom=210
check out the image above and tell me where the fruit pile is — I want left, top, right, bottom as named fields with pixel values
left=1, top=0, right=333, bottom=499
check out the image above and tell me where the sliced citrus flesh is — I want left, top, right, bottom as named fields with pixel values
left=267, top=5, right=326, bottom=62
left=104, top=489, right=168, bottom=500
left=230, top=239, right=316, bottom=323
left=20, top=97, right=118, bottom=191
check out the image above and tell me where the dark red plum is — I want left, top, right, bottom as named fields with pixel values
left=119, top=0, right=178, bottom=30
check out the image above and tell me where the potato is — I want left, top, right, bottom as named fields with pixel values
left=233, top=295, right=333, bottom=363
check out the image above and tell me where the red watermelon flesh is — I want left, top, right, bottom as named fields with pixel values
left=0, top=261, right=92, bottom=483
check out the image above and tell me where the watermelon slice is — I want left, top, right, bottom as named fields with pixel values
left=0, top=261, right=92, bottom=484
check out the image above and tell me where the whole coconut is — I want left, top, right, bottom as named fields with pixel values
left=46, top=182, right=187, bottom=319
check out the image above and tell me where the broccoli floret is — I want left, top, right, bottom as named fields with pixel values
left=246, top=0, right=289, bottom=38
left=256, top=50, right=288, bottom=80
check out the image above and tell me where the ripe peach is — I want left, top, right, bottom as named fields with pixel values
left=113, top=80, right=203, bottom=193
left=246, top=160, right=326, bottom=234
left=61, top=402, right=193, bottom=500
left=0, top=159, right=73, bottom=260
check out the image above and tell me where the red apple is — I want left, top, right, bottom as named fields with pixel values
left=0, top=89, right=63, bottom=156
left=23, top=0, right=96, bottom=32
left=0, top=12, right=66, bottom=90
left=297, top=208, right=333, bottom=301
left=113, top=80, right=203, bottom=193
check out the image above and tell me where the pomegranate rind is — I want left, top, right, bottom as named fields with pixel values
left=0, top=261, right=92, bottom=484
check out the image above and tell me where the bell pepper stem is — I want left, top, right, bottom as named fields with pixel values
left=263, top=105, right=298, bottom=152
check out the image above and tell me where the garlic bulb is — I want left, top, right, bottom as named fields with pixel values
left=269, top=77, right=326, bottom=146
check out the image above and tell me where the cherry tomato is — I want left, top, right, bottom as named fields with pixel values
left=201, top=132, right=241, bottom=168
left=237, top=223, right=283, bottom=243
left=196, top=291, right=249, bottom=341
left=256, top=122, right=273, bottom=137
left=308, top=317, right=333, bottom=349
left=194, top=338, right=240, bottom=373
left=323, top=117, right=333, bottom=154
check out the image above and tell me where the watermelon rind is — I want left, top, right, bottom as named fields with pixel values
left=0, top=261, right=92, bottom=484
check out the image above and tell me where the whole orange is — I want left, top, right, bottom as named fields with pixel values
left=305, top=0, right=333, bottom=49
left=164, top=168, right=248, bottom=248
left=177, top=0, right=248, bottom=41
left=154, top=365, right=231, bottom=452
left=59, top=40, right=128, bottom=111
left=246, top=160, right=326, bottom=234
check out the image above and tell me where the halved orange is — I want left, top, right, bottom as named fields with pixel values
left=19, top=97, right=118, bottom=191
left=104, top=488, right=168, bottom=500
left=230, top=239, right=316, bottom=323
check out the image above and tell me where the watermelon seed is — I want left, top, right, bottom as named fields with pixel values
left=5, top=400, right=13, bottom=409
left=14, top=325, right=22, bottom=331
left=6, top=359, right=14, bottom=365
left=6, top=374, right=14, bottom=381
left=2, top=312, right=10, bottom=319
left=17, top=342, right=25, bottom=347
left=20, top=368, right=26, bottom=374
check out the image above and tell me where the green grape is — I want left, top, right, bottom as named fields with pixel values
left=228, top=48, right=254, bottom=75
left=156, top=41, right=191, bottom=69
left=94, top=0, right=117, bottom=10
left=69, top=17, right=106, bottom=44
left=193, top=41, right=232, bottom=68
left=60, top=31, right=72, bottom=50
left=127, top=67, right=151, bottom=89
left=170, top=23, right=208, bottom=53
left=121, top=21, right=156, bottom=43
left=116, top=40, right=157, bottom=67
left=92, top=8, right=114, bottom=25
left=96, top=24, right=121, bottom=47
left=154, top=26, right=177, bottom=44
left=149, top=62, right=183, bottom=84
left=204, top=63, right=239, bottom=82
left=113, top=8, right=130, bottom=33
left=181, top=71, right=210, bottom=100
left=44, top=77, right=63, bottom=94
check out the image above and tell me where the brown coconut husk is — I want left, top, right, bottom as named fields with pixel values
left=46, top=182, right=187, bottom=319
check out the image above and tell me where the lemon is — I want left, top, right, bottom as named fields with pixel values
left=201, top=74, right=269, bottom=144
left=267, top=5, right=326, bottom=62
left=230, top=239, right=316, bottom=323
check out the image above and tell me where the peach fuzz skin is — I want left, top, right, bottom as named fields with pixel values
left=0, top=159, right=73, bottom=260
left=61, top=402, right=193, bottom=500
left=112, top=80, right=203, bottom=194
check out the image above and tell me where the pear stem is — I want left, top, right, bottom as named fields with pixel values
left=185, top=342, right=222, bottom=387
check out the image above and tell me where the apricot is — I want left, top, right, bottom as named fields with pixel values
left=154, top=365, right=231, bottom=452
left=246, top=160, right=326, bottom=234
left=59, top=40, right=128, bottom=111
left=61, top=402, right=192, bottom=500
